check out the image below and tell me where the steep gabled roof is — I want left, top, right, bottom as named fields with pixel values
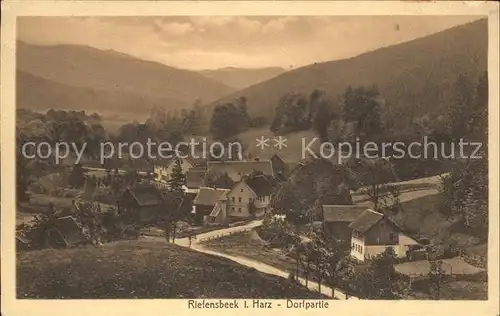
left=348, top=209, right=385, bottom=234
left=322, top=205, right=368, bottom=223
left=244, top=175, right=274, bottom=197
left=185, top=167, right=207, bottom=188
left=125, top=186, right=164, bottom=207
left=207, top=160, right=273, bottom=181
left=193, top=187, right=230, bottom=206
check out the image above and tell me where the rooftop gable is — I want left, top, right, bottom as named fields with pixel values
left=125, top=186, right=164, bottom=207
left=193, top=187, right=230, bottom=206
left=348, top=209, right=385, bottom=234
left=244, top=175, right=274, bottom=197
left=322, top=205, right=368, bottom=223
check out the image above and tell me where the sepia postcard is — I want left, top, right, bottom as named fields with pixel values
left=1, top=1, right=499, bottom=316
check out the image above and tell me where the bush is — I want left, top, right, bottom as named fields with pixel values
left=258, top=217, right=300, bottom=248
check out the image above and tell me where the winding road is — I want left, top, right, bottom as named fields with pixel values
left=174, top=220, right=358, bottom=300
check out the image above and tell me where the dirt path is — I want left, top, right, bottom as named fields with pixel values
left=176, top=220, right=359, bottom=300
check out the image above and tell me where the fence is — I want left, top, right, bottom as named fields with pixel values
left=197, top=228, right=252, bottom=243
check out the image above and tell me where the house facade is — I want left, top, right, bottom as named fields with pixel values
left=208, top=175, right=274, bottom=224
left=154, top=157, right=195, bottom=186
left=349, top=209, right=419, bottom=262
left=225, top=181, right=256, bottom=219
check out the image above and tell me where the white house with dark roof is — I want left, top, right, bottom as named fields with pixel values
left=207, top=175, right=275, bottom=224
left=349, top=209, right=419, bottom=262
left=153, top=157, right=196, bottom=186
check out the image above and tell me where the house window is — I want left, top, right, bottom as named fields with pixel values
left=238, top=208, right=242, bottom=212
left=240, top=188, right=243, bottom=192
left=389, top=233, right=395, bottom=241
left=238, top=197, right=242, bottom=202
left=249, top=198, right=253, bottom=202
left=231, top=207, right=235, bottom=212
left=232, top=197, right=235, bottom=202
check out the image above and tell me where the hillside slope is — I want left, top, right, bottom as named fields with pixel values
left=17, top=240, right=320, bottom=299
left=16, top=70, right=184, bottom=116
left=17, top=41, right=235, bottom=113
left=212, top=19, right=487, bottom=119
left=200, top=67, right=286, bottom=89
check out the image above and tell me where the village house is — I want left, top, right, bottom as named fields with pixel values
left=208, top=175, right=274, bottom=224
left=119, top=186, right=166, bottom=224
left=192, top=187, right=230, bottom=224
left=349, top=209, right=419, bottom=262
left=153, top=157, right=195, bottom=186
left=119, top=185, right=190, bottom=225
left=322, top=205, right=368, bottom=242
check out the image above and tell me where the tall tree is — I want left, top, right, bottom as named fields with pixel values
left=428, top=250, right=446, bottom=300
left=439, top=154, right=488, bottom=239
left=236, top=96, right=250, bottom=127
left=210, top=103, right=245, bottom=140
left=343, top=85, right=384, bottom=140
left=308, top=230, right=353, bottom=297
left=353, top=247, right=409, bottom=299
left=448, top=74, right=475, bottom=140
left=167, top=159, right=186, bottom=192
left=471, top=71, right=488, bottom=140
left=69, top=163, right=86, bottom=189
left=270, top=92, right=311, bottom=133
left=348, top=158, right=400, bottom=211
left=311, top=90, right=333, bottom=143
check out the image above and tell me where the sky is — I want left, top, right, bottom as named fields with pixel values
left=18, top=16, right=482, bottom=70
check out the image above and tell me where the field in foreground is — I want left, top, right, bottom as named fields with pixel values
left=17, top=240, right=321, bottom=299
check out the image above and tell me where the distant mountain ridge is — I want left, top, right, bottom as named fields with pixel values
left=210, top=19, right=488, bottom=120
left=16, top=41, right=235, bottom=114
left=16, top=70, right=186, bottom=119
left=199, top=67, right=286, bottom=90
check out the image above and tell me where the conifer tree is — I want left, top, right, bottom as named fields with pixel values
left=168, top=159, right=186, bottom=192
